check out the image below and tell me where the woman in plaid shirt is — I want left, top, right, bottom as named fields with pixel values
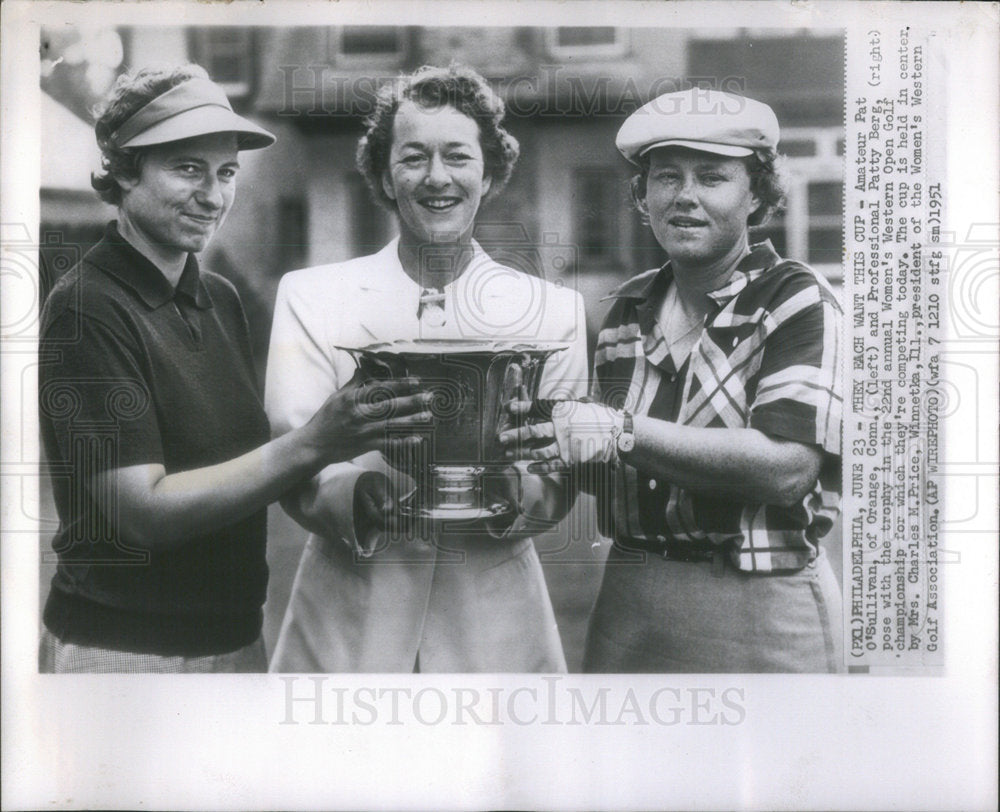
left=502, top=89, right=844, bottom=672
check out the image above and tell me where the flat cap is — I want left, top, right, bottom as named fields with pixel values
left=616, top=88, right=779, bottom=164
left=111, top=77, right=275, bottom=150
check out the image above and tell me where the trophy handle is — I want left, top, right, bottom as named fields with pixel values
left=487, top=349, right=562, bottom=461
left=493, top=358, right=524, bottom=441
left=340, top=348, right=409, bottom=382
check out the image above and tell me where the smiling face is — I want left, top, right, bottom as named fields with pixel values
left=117, top=132, right=239, bottom=261
left=642, top=147, right=760, bottom=276
left=381, top=101, right=492, bottom=246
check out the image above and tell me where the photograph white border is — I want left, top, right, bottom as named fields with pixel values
left=3, top=2, right=997, bottom=810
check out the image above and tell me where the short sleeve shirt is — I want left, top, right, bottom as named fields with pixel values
left=39, top=222, right=271, bottom=654
left=593, top=241, right=843, bottom=572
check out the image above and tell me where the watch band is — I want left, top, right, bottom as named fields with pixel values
left=616, top=410, right=635, bottom=456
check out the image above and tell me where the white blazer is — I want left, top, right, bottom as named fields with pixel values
left=265, top=239, right=589, bottom=672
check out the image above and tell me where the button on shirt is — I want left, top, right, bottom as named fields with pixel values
left=593, top=241, right=843, bottom=572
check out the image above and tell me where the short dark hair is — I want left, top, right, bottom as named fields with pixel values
left=356, top=63, right=519, bottom=211
left=629, top=148, right=786, bottom=228
left=91, top=63, right=210, bottom=206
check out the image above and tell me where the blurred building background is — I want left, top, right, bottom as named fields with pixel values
left=39, top=25, right=845, bottom=668
left=41, top=25, right=845, bottom=367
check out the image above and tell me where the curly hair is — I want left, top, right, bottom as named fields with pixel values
left=629, top=148, right=786, bottom=228
left=91, top=63, right=211, bottom=206
left=356, top=63, right=519, bottom=211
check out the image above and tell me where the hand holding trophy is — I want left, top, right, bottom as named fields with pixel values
left=344, top=339, right=569, bottom=524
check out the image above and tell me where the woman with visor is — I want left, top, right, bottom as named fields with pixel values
left=38, top=65, right=430, bottom=673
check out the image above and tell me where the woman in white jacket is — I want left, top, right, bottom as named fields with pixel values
left=265, top=64, right=588, bottom=672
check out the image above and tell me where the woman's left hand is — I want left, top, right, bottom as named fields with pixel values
left=482, top=465, right=522, bottom=515
left=498, top=400, right=623, bottom=472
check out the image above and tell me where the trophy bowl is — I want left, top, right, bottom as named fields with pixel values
left=342, top=339, right=569, bottom=522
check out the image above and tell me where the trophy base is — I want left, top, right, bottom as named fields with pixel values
left=396, top=465, right=512, bottom=523
left=397, top=502, right=512, bottom=522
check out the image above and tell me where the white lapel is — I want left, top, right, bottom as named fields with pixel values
left=353, top=238, right=422, bottom=343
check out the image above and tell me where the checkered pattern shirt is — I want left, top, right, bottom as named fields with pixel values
left=592, top=241, right=843, bottom=572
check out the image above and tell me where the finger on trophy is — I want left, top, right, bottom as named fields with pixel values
left=501, top=360, right=523, bottom=400
left=500, top=427, right=558, bottom=461
left=381, top=376, right=426, bottom=397
left=498, top=361, right=531, bottom=439
left=394, top=408, right=435, bottom=427
left=528, top=399, right=561, bottom=420
left=526, top=457, right=570, bottom=476
left=524, top=441, right=560, bottom=461
left=387, top=487, right=433, bottom=546
left=496, top=363, right=521, bottom=436
left=359, top=381, right=429, bottom=419
left=498, top=421, right=555, bottom=444
left=503, top=398, right=559, bottom=419
left=497, top=426, right=521, bottom=452
left=383, top=432, right=429, bottom=472
left=501, top=378, right=532, bottom=412
left=504, top=399, right=533, bottom=416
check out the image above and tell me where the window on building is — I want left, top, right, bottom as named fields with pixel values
left=748, top=129, right=844, bottom=281
left=687, top=34, right=844, bottom=127
left=573, top=167, right=622, bottom=268
left=750, top=212, right=789, bottom=259
left=631, top=215, right=666, bottom=272
left=780, top=139, right=818, bottom=158
left=806, top=180, right=843, bottom=266
left=548, top=27, right=628, bottom=58
left=347, top=175, right=393, bottom=258
left=277, top=196, right=308, bottom=273
left=685, top=28, right=847, bottom=280
left=337, top=26, right=406, bottom=62
left=189, top=28, right=254, bottom=98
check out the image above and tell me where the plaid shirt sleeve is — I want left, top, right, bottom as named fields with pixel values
left=595, top=243, right=842, bottom=572
left=683, top=261, right=844, bottom=571
left=596, top=249, right=844, bottom=573
left=747, top=265, right=843, bottom=457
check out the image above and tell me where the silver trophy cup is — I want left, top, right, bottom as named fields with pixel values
left=344, top=340, right=568, bottom=522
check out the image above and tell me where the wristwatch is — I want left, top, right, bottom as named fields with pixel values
left=615, top=410, right=635, bottom=456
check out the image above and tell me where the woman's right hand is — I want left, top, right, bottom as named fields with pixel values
left=303, top=368, right=434, bottom=465
left=352, top=470, right=430, bottom=551
left=499, top=399, right=623, bottom=472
